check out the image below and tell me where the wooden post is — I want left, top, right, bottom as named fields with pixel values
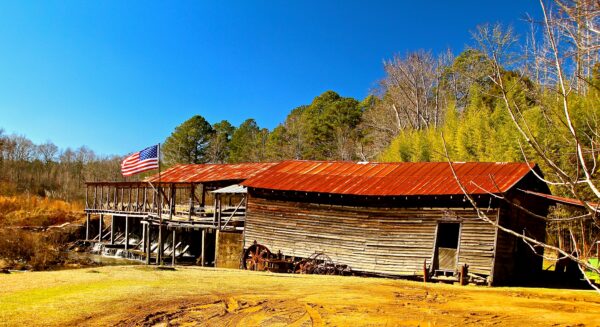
left=158, top=224, right=164, bottom=265
left=201, top=229, right=206, bottom=267
left=212, top=193, right=217, bottom=224
left=158, top=185, right=164, bottom=266
left=169, top=184, right=175, bottom=219
left=136, top=187, right=140, bottom=212
left=141, top=220, right=146, bottom=253
left=145, top=223, right=151, bottom=265
left=106, top=186, right=110, bottom=210
left=113, top=186, right=117, bottom=210
left=460, top=264, right=468, bottom=286
left=110, top=215, right=115, bottom=245
left=93, top=185, right=97, bottom=209
left=128, top=187, right=132, bottom=211
left=172, top=228, right=176, bottom=266
left=217, top=195, right=222, bottom=231
left=85, top=213, right=90, bottom=241
left=200, top=185, right=206, bottom=216
left=143, top=187, right=147, bottom=212
left=423, top=260, right=428, bottom=283
left=99, top=214, right=103, bottom=241
left=120, top=187, right=124, bottom=211
left=189, top=183, right=194, bottom=220
left=85, top=186, right=89, bottom=209
left=124, top=216, right=129, bottom=251
left=215, top=230, right=219, bottom=268
left=99, top=186, right=104, bottom=210
left=151, top=187, right=156, bottom=212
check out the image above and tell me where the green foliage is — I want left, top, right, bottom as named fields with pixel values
left=228, top=119, right=267, bottom=163
left=379, top=74, right=530, bottom=163
left=300, top=91, right=363, bottom=160
left=162, top=115, right=214, bottom=165
left=208, top=120, right=235, bottom=163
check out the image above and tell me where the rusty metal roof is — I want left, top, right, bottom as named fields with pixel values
left=242, top=160, right=537, bottom=196
left=145, top=162, right=278, bottom=184
left=520, top=190, right=598, bottom=208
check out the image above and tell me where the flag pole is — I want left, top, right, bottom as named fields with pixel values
left=157, top=143, right=163, bottom=266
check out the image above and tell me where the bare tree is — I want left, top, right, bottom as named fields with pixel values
left=456, top=1, right=600, bottom=292
left=37, top=141, right=59, bottom=164
left=360, top=51, right=451, bottom=159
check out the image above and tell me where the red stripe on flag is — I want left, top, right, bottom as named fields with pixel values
left=121, top=151, right=158, bottom=176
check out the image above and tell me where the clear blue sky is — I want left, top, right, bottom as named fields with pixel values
left=0, top=1, right=541, bottom=156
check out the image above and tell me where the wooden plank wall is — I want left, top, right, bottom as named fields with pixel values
left=457, top=215, right=497, bottom=275
left=493, top=195, right=547, bottom=285
left=245, top=195, right=498, bottom=276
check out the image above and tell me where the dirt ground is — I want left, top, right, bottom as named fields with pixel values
left=1, top=266, right=599, bottom=326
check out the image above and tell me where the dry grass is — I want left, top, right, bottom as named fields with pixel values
left=0, top=228, right=81, bottom=271
left=0, top=266, right=599, bottom=326
left=0, top=195, right=83, bottom=227
left=0, top=195, right=84, bottom=270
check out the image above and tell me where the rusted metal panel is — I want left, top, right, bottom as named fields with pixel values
left=145, top=162, right=278, bottom=184
left=520, top=189, right=597, bottom=208
left=242, top=160, right=536, bottom=196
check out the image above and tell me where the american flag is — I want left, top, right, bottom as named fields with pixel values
left=121, top=145, right=159, bottom=176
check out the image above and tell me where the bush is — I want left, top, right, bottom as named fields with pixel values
left=0, top=228, right=72, bottom=270
left=0, top=195, right=83, bottom=227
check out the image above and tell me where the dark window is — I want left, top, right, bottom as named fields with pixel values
left=436, top=223, right=460, bottom=249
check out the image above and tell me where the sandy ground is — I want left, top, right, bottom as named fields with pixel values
left=0, top=266, right=599, bottom=326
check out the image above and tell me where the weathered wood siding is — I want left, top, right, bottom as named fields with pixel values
left=456, top=213, right=498, bottom=275
left=492, top=196, right=547, bottom=285
left=245, top=195, right=498, bottom=276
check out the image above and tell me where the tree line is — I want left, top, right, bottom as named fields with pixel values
left=0, top=131, right=125, bottom=202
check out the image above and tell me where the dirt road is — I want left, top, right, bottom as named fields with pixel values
left=1, top=266, right=598, bottom=326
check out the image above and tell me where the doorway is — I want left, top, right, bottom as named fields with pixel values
left=433, top=223, right=461, bottom=273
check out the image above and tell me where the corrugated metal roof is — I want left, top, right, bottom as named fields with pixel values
left=211, top=184, right=247, bottom=194
left=242, top=160, right=537, bottom=196
left=145, top=162, right=278, bottom=184
left=520, top=190, right=598, bottom=208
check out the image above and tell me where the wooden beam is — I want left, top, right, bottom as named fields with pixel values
left=124, top=216, right=129, bottom=251
left=158, top=224, right=164, bottom=265
left=172, top=229, right=176, bottom=266
left=85, top=213, right=90, bottom=241
left=217, top=195, right=222, bottom=231
left=93, top=186, right=97, bottom=210
left=128, top=187, right=132, bottom=211
left=145, top=223, right=151, bottom=265
left=141, top=220, right=146, bottom=254
left=213, top=194, right=218, bottom=225
left=200, top=185, right=206, bottom=217
left=98, top=214, right=103, bottom=242
left=110, top=215, right=115, bottom=245
left=151, top=187, right=156, bottom=212
left=99, top=186, right=104, bottom=210
left=189, top=183, right=194, bottom=220
left=143, top=187, right=147, bottom=212
left=169, top=184, right=175, bottom=219
left=136, top=187, right=140, bottom=212
left=201, top=229, right=206, bottom=267
left=120, top=187, right=125, bottom=211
